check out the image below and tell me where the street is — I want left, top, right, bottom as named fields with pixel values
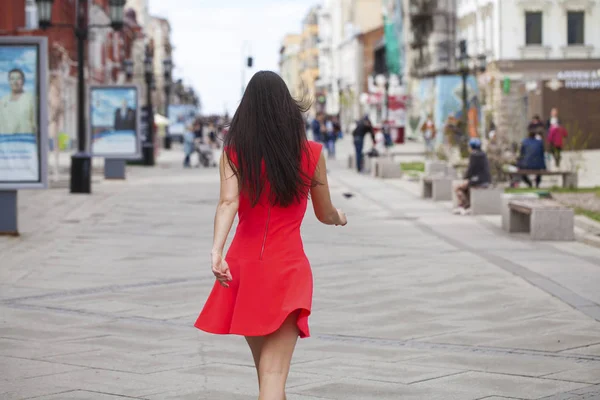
left=1, top=142, right=600, bottom=400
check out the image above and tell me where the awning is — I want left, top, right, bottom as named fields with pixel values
left=154, top=114, right=170, bottom=126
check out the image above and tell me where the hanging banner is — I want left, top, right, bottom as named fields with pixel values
left=0, top=37, right=49, bottom=190
left=89, top=84, right=141, bottom=159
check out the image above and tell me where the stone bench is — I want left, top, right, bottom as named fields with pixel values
left=422, top=176, right=453, bottom=201
left=501, top=193, right=539, bottom=231
left=470, top=186, right=504, bottom=215
left=507, top=199, right=575, bottom=241
left=372, top=158, right=403, bottom=179
left=508, top=170, right=578, bottom=188
left=452, top=183, right=504, bottom=215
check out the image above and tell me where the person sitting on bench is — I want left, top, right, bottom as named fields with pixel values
left=518, top=130, right=546, bottom=188
left=453, top=138, right=491, bottom=215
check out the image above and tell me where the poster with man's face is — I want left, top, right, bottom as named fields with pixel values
left=90, top=85, right=141, bottom=159
left=169, top=104, right=197, bottom=137
left=0, top=37, right=48, bottom=189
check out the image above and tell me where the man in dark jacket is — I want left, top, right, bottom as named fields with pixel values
left=352, top=115, right=376, bottom=172
left=453, top=138, right=491, bottom=215
left=519, top=131, right=546, bottom=188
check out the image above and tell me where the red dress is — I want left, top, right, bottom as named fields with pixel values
left=194, top=141, right=322, bottom=338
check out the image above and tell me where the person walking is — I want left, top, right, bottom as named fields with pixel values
left=548, top=122, right=568, bottom=168
left=518, top=130, right=546, bottom=188
left=194, top=71, right=347, bottom=400
left=421, top=115, right=436, bottom=157
left=310, top=113, right=323, bottom=143
left=324, top=116, right=337, bottom=159
left=527, top=115, right=545, bottom=142
left=352, top=115, right=375, bottom=173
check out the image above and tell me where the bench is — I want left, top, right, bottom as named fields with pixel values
left=501, top=193, right=539, bottom=231
left=508, top=170, right=578, bottom=188
left=471, top=186, right=504, bottom=215
left=425, top=161, right=448, bottom=176
left=452, top=182, right=504, bottom=215
left=372, top=158, right=403, bottom=179
left=422, top=175, right=453, bottom=201
left=507, top=199, right=574, bottom=240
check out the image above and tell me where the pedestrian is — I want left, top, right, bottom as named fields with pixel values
left=546, top=107, right=560, bottom=131
left=528, top=115, right=545, bottom=142
left=421, top=115, right=436, bottom=157
left=548, top=122, right=568, bottom=168
left=352, top=115, right=376, bottom=173
left=333, top=115, right=342, bottom=140
left=194, top=70, right=347, bottom=400
left=311, top=113, right=323, bottom=143
left=453, top=138, right=492, bottom=215
left=324, top=116, right=336, bottom=159
left=182, top=123, right=195, bottom=168
left=518, top=130, right=546, bottom=188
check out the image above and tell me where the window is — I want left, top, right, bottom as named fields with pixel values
left=525, top=11, right=542, bottom=45
left=25, top=0, right=38, bottom=30
left=567, top=11, right=584, bottom=45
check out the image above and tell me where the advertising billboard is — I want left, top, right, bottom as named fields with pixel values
left=89, top=85, right=141, bottom=159
left=168, top=104, right=197, bottom=138
left=0, top=37, right=48, bottom=190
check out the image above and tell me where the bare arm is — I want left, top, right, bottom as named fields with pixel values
left=211, top=152, right=240, bottom=256
left=310, top=152, right=344, bottom=225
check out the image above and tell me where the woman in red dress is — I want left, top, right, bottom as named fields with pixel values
left=194, top=71, right=347, bottom=399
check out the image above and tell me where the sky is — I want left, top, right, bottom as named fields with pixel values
left=148, top=0, right=321, bottom=116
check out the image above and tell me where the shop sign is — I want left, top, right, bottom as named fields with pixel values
left=557, top=70, right=600, bottom=90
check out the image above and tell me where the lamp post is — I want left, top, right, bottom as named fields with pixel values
left=163, top=57, right=173, bottom=149
left=37, top=0, right=126, bottom=194
left=241, top=41, right=253, bottom=96
left=122, top=59, right=134, bottom=82
left=142, top=53, right=155, bottom=166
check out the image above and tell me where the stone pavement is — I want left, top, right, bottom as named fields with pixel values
left=1, top=143, right=600, bottom=400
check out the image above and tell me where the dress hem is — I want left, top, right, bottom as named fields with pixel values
left=194, top=307, right=311, bottom=339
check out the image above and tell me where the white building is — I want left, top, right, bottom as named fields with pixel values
left=316, top=0, right=336, bottom=115
left=458, top=0, right=600, bottom=61
left=457, top=0, right=600, bottom=147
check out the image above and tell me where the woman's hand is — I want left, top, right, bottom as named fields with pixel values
left=335, top=209, right=347, bottom=226
left=211, top=253, right=233, bottom=288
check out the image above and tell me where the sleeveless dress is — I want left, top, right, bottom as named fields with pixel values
left=194, top=141, right=323, bottom=338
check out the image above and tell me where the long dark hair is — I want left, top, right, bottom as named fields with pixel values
left=224, top=71, right=314, bottom=207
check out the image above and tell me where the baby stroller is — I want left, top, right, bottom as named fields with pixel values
left=195, top=141, right=218, bottom=168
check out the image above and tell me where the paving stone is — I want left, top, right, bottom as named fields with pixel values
left=1, top=144, right=599, bottom=399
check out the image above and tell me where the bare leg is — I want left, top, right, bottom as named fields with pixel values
left=258, top=311, right=300, bottom=400
left=245, top=336, right=265, bottom=388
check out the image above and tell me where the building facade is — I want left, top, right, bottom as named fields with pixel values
left=148, top=16, right=172, bottom=116
left=299, top=6, right=321, bottom=117
left=458, top=0, right=600, bottom=148
left=279, top=34, right=303, bottom=100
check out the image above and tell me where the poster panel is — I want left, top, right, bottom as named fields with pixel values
left=90, top=85, right=141, bottom=159
left=0, top=37, right=48, bottom=190
left=168, top=104, right=196, bottom=138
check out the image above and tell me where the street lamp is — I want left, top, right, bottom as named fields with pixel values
left=457, top=40, right=487, bottom=139
left=241, top=41, right=253, bottom=96
left=122, top=59, right=134, bottom=81
left=163, top=58, right=173, bottom=149
left=37, top=0, right=126, bottom=194
left=108, top=0, right=126, bottom=31
left=142, top=54, right=155, bottom=166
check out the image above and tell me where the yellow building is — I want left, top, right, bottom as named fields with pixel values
left=299, top=6, right=321, bottom=117
left=279, top=34, right=303, bottom=100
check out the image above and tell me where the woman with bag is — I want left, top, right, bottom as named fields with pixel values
left=194, top=71, right=347, bottom=400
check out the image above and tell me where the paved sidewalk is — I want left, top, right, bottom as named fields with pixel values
left=1, top=145, right=599, bottom=399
